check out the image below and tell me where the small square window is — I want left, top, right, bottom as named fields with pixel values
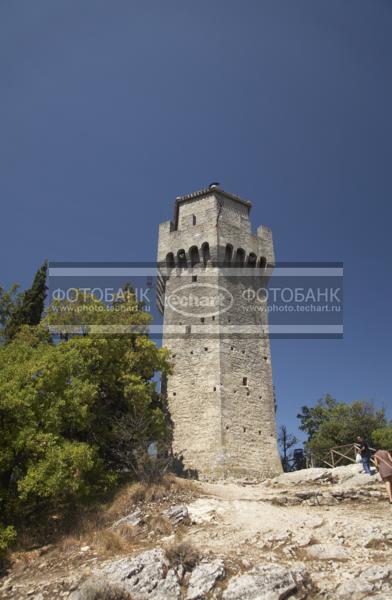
left=192, top=275, right=197, bottom=282
left=200, top=317, right=205, bottom=323
left=204, top=347, right=208, bottom=351
left=185, top=325, right=191, bottom=334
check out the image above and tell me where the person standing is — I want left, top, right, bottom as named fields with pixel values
left=356, top=436, right=372, bottom=475
left=374, top=449, right=392, bottom=504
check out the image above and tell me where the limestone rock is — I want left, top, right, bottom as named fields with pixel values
left=223, top=563, right=297, bottom=600
left=305, top=544, right=349, bottom=561
left=163, top=504, right=189, bottom=525
left=111, top=508, right=143, bottom=529
left=70, top=548, right=181, bottom=600
left=186, top=559, right=225, bottom=599
left=335, top=577, right=374, bottom=599
left=360, top=564, right=391, bottom=582
left=270, top=468, right=332, bottom=486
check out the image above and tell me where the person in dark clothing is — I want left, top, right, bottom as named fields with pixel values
left=356, top=436, right=372, bottom=475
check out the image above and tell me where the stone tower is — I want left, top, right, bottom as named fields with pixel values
left=157, top=185, right=282, bottom=480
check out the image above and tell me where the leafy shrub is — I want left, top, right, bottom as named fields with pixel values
left=0, top=289, right=171, bottom=547
left=0, top=525, right=16, bottom=559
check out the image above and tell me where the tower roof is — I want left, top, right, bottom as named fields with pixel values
left=175, top=185, right=252, bottom=209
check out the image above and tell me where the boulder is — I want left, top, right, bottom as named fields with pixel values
left=270, top=468, right=332, bottom=486
left=111, top=508, right=143, bottom=529
left=70, top=548, right=181, bottom=600
left=186, top=559, right=225, bottom=599
left=163, top=504, right=189, bottom=526
left=360, top=565, right=391, bottom=583
left=305, top=544, right=349, bottom=561
left=335, top=577, right=374, bottom=599
left=223, top=563, right=297, bottom=600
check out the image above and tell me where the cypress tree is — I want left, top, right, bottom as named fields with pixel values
left=4, top=261, right=48, bottom=341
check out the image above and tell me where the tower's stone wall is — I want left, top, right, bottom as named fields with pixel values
left=157, top=187, right=282, bottom=480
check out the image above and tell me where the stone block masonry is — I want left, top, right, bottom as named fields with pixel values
left=157, top=185, right=282, bottom=480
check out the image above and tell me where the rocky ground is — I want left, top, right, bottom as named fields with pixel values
left=1, top=464, right=391, bottom=599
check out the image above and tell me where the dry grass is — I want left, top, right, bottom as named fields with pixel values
left=107, top=475, right=197, bottom=520
left=147, top=514, right=173, bottom=537
left=97, top=530, right=128, bottom=554
left=114, top=524, right=139, bottom=543
left=15, top=475, right=199, bottom=564
left=60, top=535, right=82, bottom=556
left=78, top=581, right=133, bottom=600
left=165, top=539, right=200, bottom=571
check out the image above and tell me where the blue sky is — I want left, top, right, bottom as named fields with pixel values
left=1, top=1, right=391, bottom=442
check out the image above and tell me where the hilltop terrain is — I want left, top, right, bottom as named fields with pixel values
left=1, top=465, right=391, bottom=600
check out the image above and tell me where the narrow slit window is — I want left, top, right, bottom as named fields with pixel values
left=192, top=275, right=197, bottom=282
left=243, top=377, right=248, bottom=386
left=185, top=325, right=191, bottom=334
left=192, top=214, right=196, bottom=225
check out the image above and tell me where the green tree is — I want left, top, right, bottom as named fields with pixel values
left=0, top=284, right=20, bottom=341
left=297, top=395, right=386, bottom=465
left=372, top=426, right=392, bottom=450
left=0, top=289, right=171, bottom=557
left=2, top=261, right=48, bottom=342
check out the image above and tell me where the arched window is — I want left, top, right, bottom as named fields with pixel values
left=248, top=253, right=257, bottom=267
left=201, top=242, right=210, bottom=266
left=189, top=245, right=200, bottom=267
left=177, top=249, right=187, bottom=268
left=166, top=252, right=175, bottom=269
left=259, top=257, right=267, bottom=270
left=235, top=248, right=245, bottom=267
left=224, top=244, right=233, bottom=266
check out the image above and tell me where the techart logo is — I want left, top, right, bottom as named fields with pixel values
left=166, top=283, right=233, bottom=318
